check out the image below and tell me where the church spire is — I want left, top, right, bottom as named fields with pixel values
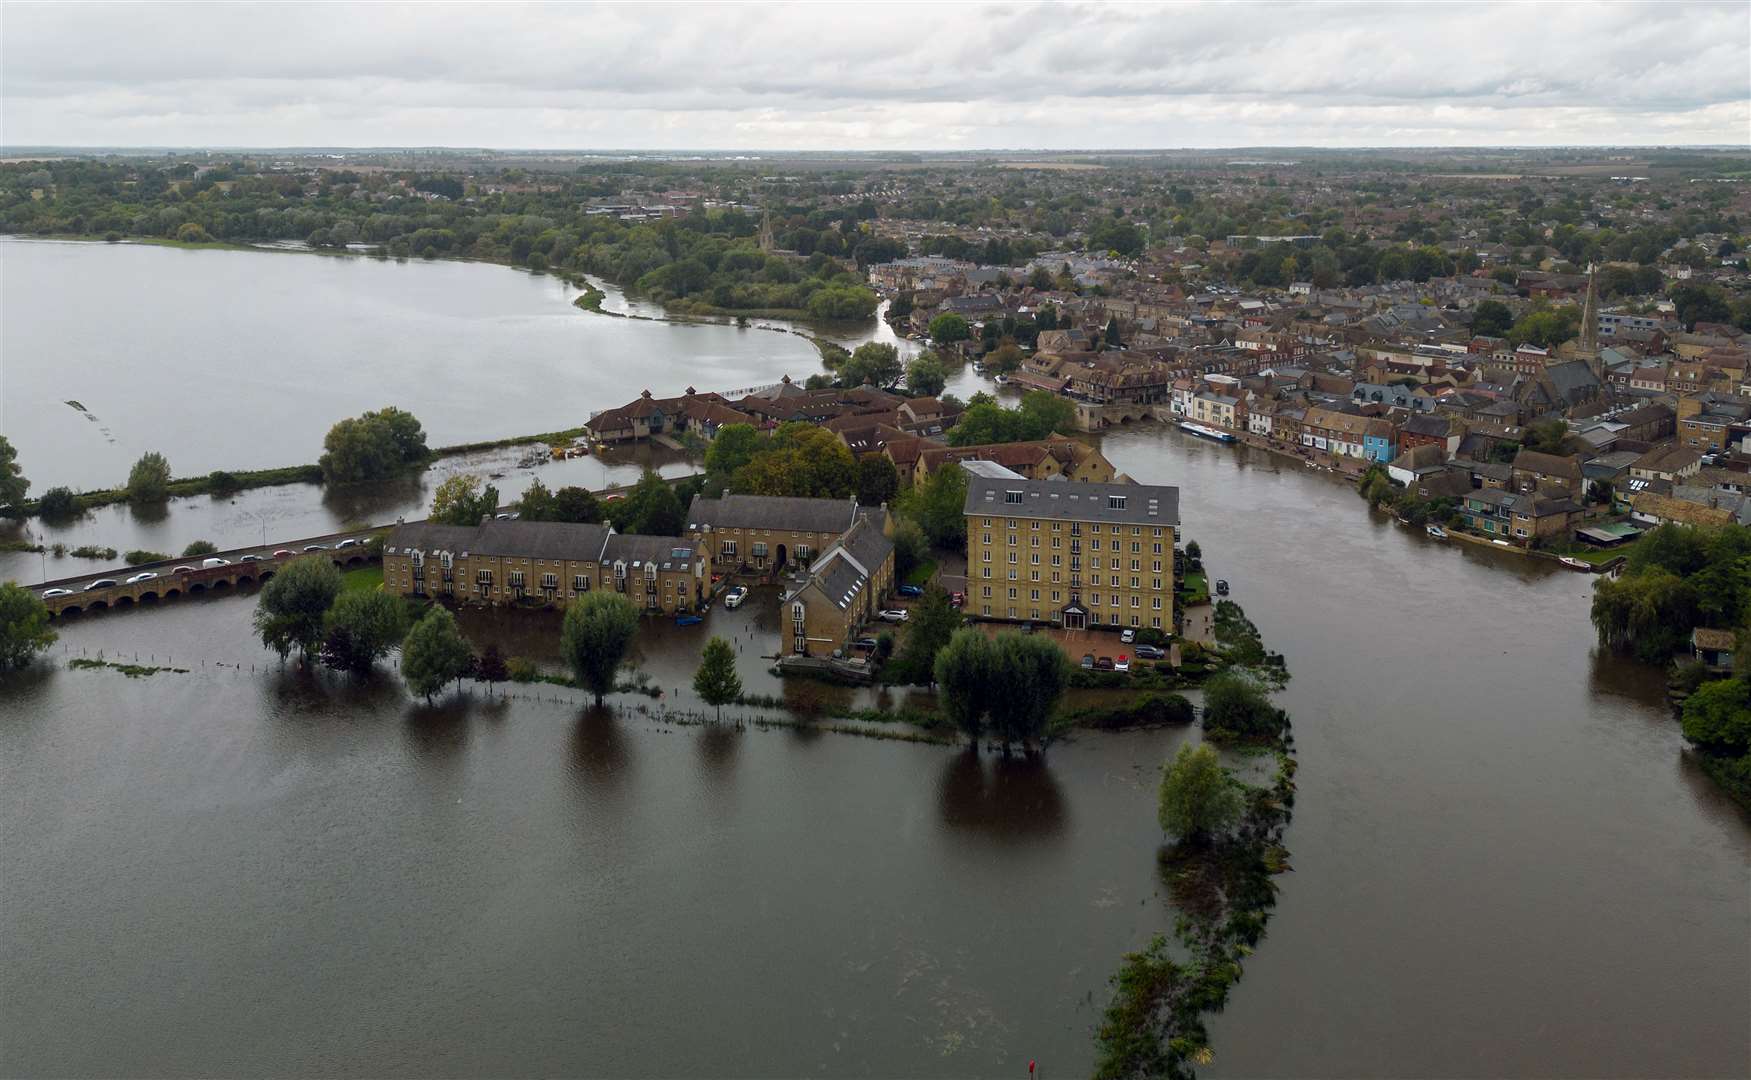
left=1576, top=262, right=1602, bottom=378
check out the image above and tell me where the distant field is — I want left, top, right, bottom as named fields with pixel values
left=996, top=161, right=1107, bottom=171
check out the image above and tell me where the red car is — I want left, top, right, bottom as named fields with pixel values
left=950, top=591, right=965, bottom=608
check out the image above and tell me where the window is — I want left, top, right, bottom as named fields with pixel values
left=1030, top=520, right=1040, bottom=530
left=796, top=544, right=812, bottom=562
left=983, top=550, right=992, bottom=563
left=541, top=573, right=558, bottom=590
left=721, top=540, right=738, bottom=559
left=509, top=571, right=525, bottom=588
left=1029, top=589, right=1040, bottom=601
left=1131, top=542, right=1141, bottom=554
left=476, top=569, right=493, bottom=585
left=574, top=574, right=589, bottom=592
left=792, top=602, right=805, bottom=626
left=1051, top=554, right=1061, bottom=566
left=982, top=585, right=993, bottom=598
left=1152, top=596, right=1163, bottom=609
left=1005, top=490, right=1024, bottom=504
left=1152, top=617, right=1162, bottom=629
left=1008, top=552, right=1018, bottom=564
left=983, top=517, right=992, bottom=527
left=1030, top=553, right=1040, bottom=565
left=982, top=533, right=991, bottom=545
left=1007, top=587, right=1018, bottom=600
left=753, top=542, right=768, bottom=559
left=1131, top=596, right=1141, bottom=607
left=1007, top=534, right=1017, bottom=546
left=981, top=605, right=991, bottom=616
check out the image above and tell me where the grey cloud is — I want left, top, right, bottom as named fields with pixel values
left=2, top=0, right=1746, bottom=148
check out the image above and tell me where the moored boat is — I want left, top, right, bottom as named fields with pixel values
left=1426, top=524, right=1448, bottom=539
left=1177, top=420, right=1237, bottom=444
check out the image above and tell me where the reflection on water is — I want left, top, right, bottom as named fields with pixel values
left=569, top=705, right=631, bottom=791
left=404, top=696, right=474, bottom=760
left=937, top=748, right=1067, bottom=841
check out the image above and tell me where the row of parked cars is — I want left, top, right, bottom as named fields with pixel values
left=39, top=538, right=370, bottom=598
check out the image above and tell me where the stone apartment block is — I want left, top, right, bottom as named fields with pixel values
left=962, top=463, right=1179, bottom=632
left=780, top=516, right=896, bottom=657
left=686, top=494, right=871, bottom=575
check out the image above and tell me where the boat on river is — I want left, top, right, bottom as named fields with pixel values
left=1177, top=420, right=1237, bottom=444
left=1558, top=556, right=1596, bottom=571
left=1426, top=524, right=1448, bottom=539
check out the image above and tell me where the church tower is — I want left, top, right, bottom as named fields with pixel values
left=757, top=211, right=776, bottom=254
left=1575, top=263, right=1602, bottom=379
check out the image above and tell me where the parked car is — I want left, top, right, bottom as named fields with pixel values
left=42, top=588, right=74, bottom=598
left=1094, top=656, right=1116, bottom=671
left=851, top=637, right=879, bottom=653
left=303, top=544, right=327, bottom=552
left=896, top=583, right=923, bottom=597
left=272, top=549, right=295, bottom=558
left=950, top=591, right=965, bottom=608
left=1081, top=653, right=1096, bottom=669
left=124, top=572, right=158, bottom=585
left=877, top=609, right=909, bottom=623
left=1114, top=655, right=1131, bottom=673
left=723, top=585, right=749, bottom=609
left=1120, top=628, right=1136, bottom=644
left=1135, top=644, right=1167, bottom=661
left=238, top=554, right=263, bottom=562
left=202, top=557, right=230, bottom=568
left=85, top=579, right=117, bottom=590
left=1215, top=579, right=1230, bottom=596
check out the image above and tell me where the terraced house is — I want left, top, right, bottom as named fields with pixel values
left=382, top=519, right=705, bottom=614
left=686, top=494, right=874, bottom=575
left=961, top=462, right=1180, bottom=632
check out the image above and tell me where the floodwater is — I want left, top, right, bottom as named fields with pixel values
left=4, top=419, right=1744, bottom=1077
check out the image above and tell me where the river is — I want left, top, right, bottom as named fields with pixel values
left=3, top=407, right=1745, bottom=1077
left=1, top=238, right=976, bottom=586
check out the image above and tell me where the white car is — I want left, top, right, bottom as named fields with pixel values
left=85, top=579, right=117, bottom=590
left=202, top=557, right=230, bottom=568
left=124, top=572, right=158, bottom=585
left=1120, top=628, right=1136, bottom=644
left=723, top=586, right=748, bottom=609
left=878, top=609, right=909, bottom=623
left=42, top=588, right=74, bottom=598
left=1114, top=656, right=1131, bottom=673
left=335, top=538, right=359, bottom=549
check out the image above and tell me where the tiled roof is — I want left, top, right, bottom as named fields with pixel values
left=687, top=494, right=861, bottom=535
left=963, top=471, right=1179, bottom=526
left=386, top=520, right=612, bottom=561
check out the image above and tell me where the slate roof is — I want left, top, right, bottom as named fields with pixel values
left=602, top=533, right=696, bottom=571
left=687, top=494, right=862, bottom=535
left=386, top=520, right=613, bottom=561
left=963, top=471, right=1179, bottom=527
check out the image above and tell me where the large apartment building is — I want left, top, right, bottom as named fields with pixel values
left=960, top=463, right=1180, bottom=632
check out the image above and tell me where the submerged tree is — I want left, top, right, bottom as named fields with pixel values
left=252, top=555, right=342, bottom=663
left=400, top=605, right=472, bottom=703
left=560, top=592, right=640, bottom=705
left=692, top=635, right=742, bottom=722
left=1157, top=743, right=1245, bottom=845
left=0, top=582, right=56, bottom=672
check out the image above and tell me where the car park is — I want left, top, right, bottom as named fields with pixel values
left=896, top=583, right=923, bottom=597
left=124, top=572, right=158, bottom=585
left=1120, top=628, right=1136, bottom=643
left=42, top=588, right=74, bottom=598
left=723, top=586, right=748, bottom=609
left=202, top=558, right=230, bottom=568
left=877, top=609, right=909, bottom=623
left=85, top=579, right=117, bottom=590
left=1114, top=655, right=1130, bottom=673
left=1094, top=656, right=1115, bottom=671
left=1135, top=644, right=1167, bottom=660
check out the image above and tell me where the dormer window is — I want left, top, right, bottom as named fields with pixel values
left=1005, top=490, right=1024, bottom=504
left=1108, top=495, right=1127, bottom=510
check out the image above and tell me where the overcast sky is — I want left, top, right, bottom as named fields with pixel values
left=4, top=1, right=1748, bottom=150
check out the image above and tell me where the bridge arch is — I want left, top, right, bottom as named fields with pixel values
left=189, top=582, right=208, bottom=593
left=88, top=599, right=109, bottom=611
left=211, top=579, right=231, bottom=592
left=115, top=595, right=135, bottom=608
left=164, top=587, right=181, bottom=599
left=139, top=591, right=159, bottom=603
left=59, top=604, right=83, bottom=617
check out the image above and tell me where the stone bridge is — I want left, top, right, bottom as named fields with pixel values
left=31, top=529, right=381, bottom=619
left=1073, top=401, right=1172, bottom=432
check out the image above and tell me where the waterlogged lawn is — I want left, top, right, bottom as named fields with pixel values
left=341, top=565, right=384, bottom=593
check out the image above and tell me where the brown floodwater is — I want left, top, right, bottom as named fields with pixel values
left=2, top=422, right=1746, bottom=1078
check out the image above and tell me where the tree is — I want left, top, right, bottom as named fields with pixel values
left=840, top=342, right=902, bottom=388
left=1157, top=743, right=1245, bottom=845
left=906, top=352, right=948, bottom=397
left=319, top=407, right=428, bottom=485
left=477, top=643, right=509, bottom=687
left=692, top=635, right=743, bottom=722
left=400, top=606, right=473, bottom=703
left=928, top=312, right=970, bottom=345
left=517, top=477, right=558, bottom=521
left=1200, top=672, right=1283, bottom=741
left=1185, top=540, right=1203, bottom=572
left=320, top=589, right=409, bottom=674
left=897, top=463, right=968, bottom=549
left=35, top=486, right=77, bottom=519
left=0, top=582, right=56, bottom=672
left=252, top=555, right=343, bottom=663
left=182, top=539, right=218, bottom=557
left=892, top=585, right=960, bottom=685
left=605, top=470, right=685, bottom=536
left=704, top=423, right=765, bottom=482
left=732, top=424, right=857, bottom=500
left=985, top=342, right=1024, bottom=374
left=856, top=456, right=899, bottom=507
left=429, top=473, right=499, bottom=526
left=561, top=592, right=640, bottom=705
left=0, top=436, right=27, bottom=513
left=946, top=391, right=1075, bottom=446
left=126, top=451, right=172, bottom=503
left=934, top=628, right=997, bottom=748
left=549, top=485, right=604, bottom=524
left=1681, top=676, right=1751, bottom=754
left=1470, top=299, right=1513, bottom=337
left=891, top=518, right=928, bottom=579
left=988, top=632, right=1069, bottom=750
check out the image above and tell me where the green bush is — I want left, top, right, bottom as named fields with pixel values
left=507, top=657, right=539, bottom=683
left=123, top=549, right=170, bottom=566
